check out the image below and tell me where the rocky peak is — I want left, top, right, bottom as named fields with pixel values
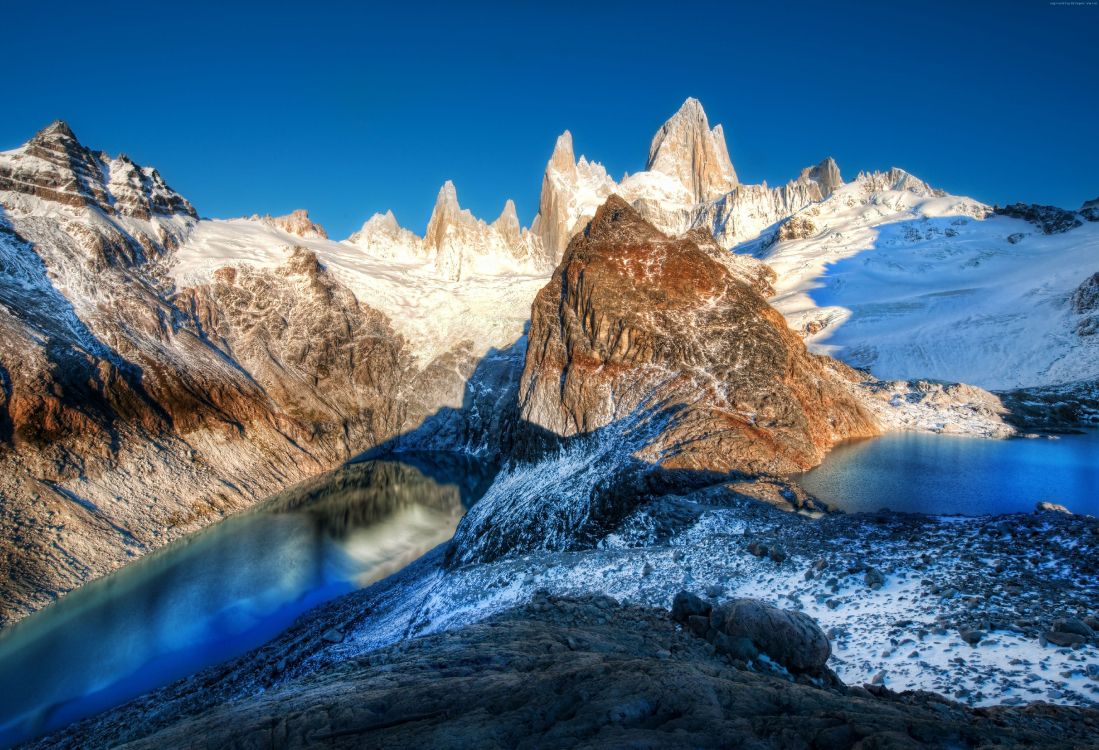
left=645, top=98, right=738, bottom=204
left=361, top=209, right=401, bottom=234
left=799, top=157, right=843, bottom=198
left=492, top=199, right=522, bottom=246
left=1, top=120, right=196, bottom=219
left=421, top=181, right=542, bottom=279
left=30, top=120, right=79, bottom=145
left=585, top=194, right=664, bottom=245
left=547, top=131, right=577, bottom=176
left=856, top=168, right=940, bottom=197
left=424, top=180, right=475, bottom=251
left=346, top=210, right=423, bottom=259
left=532, top=131, right=616, bottom=264
left=253, top=209, right=328, bottom=239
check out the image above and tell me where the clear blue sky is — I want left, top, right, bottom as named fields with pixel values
left=5, top=0, right=1097, bottom=239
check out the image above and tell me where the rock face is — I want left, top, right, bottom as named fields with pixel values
left=644, top=97, right=738, bottom=203
left=519, top=195, right=879, bottom=475
left=1073, top=271, right=1099, bottom=336
left=1071, top=272, right=1099, bottom=315
left=1081, top=197, right=1099, bottom=222
left=994, top=202, right=1083, bottom=234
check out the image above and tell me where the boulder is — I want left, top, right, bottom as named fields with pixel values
left=670, top=591, right=711, bottom=623
left=1052, top=618, right=1094, bottom=639
left=959, top=630, right=985, bottom=646
left=711, top=598, right=831, bottom=672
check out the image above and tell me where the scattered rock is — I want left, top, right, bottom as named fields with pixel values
left=865, top=567, right=885, bottom=589
left=994, top=203, right=1082, bottom=234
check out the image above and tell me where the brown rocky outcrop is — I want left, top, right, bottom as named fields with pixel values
left=518, top=195, right=879, bottom=475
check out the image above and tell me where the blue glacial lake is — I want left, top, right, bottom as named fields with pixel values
left=796, top=430, right=1099, bottom=516
left=0, top=454, right=494, bottom=748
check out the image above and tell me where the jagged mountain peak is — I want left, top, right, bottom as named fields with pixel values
left=853, top=167, right=940, bottom=197
left=799, top=157, right=843, bottom=198
left=548, top=131, right=576, bottom=174
left=496, top=198, right=519, bottom=222
left=425, top=180, right=476, bottom=245
left=2, top=119, right=197, bottom=220
left=645, top=98, right=738, bottom=203
left=492, top=199, right=522, bottom=244
left=365, top=208, right=401, bottom=232
left=31, top=119, right=79, bottom=144
left=435, top=179, right=461, bottom=209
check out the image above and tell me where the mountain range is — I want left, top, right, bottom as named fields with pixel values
left=0, top=98, right=1096, bottom=627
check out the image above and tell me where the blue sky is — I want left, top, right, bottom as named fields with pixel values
left=5, top=0, right=1097, bottom=239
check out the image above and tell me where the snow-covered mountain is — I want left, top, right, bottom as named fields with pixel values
left=529, top=98, right=844, bottom=263
left=0, top=121, right=544, bottom=625
left=743, top=172, right=1099, bottom=389
left=0, top=97, right=1095, bottom=627
left=345, top=181, right=548, bottom=281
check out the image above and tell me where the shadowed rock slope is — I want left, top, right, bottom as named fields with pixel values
left=519, top=195, right=879, bottom=475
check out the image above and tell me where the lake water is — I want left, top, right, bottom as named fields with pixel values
left=796, top=430, right=1099, bottom=516
left=0, top=454, right=494, bottom=748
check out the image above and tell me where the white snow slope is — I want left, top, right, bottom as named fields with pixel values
left=745, top=172, right=1099, bottom=390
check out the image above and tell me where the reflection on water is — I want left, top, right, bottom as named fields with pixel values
left=0, top=454, right=493, bottom=747
left=796, top=431, right=1099, bottom=516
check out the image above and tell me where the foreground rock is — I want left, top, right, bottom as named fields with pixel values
left=34, top=594, right=1098, bottom=749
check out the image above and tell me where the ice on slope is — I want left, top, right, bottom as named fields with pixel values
left=751, top=177, right=1099, bottom=389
